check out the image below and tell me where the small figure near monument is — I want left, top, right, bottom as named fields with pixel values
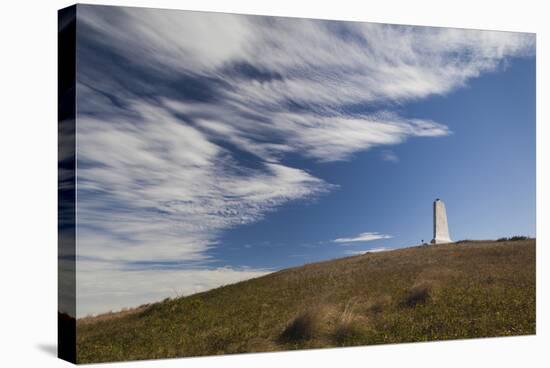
left=431, top=198, right=452, bottom=244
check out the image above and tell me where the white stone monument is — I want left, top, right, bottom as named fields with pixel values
left=431, top=198, right=452, bottom=244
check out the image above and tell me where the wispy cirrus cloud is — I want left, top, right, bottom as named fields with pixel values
left=77, top=262, right=270, bottom=317
left=73, top=5, right=535, bottom=316
left=77, top=100, right=331, bottom=264
left=381, top=149, right=400, bottom=163
left=333, top=232, right=392, bottom=244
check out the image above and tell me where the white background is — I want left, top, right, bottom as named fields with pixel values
left=0, top=0, right=547, bottom=366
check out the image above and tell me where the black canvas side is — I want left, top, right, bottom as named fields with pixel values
left=58, top=4, right=77, bottom=364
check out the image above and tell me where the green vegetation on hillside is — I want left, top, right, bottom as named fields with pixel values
left=77, top=239, right=536, bottom=363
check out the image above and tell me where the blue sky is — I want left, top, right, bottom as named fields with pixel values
left=74, top=5, right=535, bottom=316
left=213, top=57, right=536, bottom=270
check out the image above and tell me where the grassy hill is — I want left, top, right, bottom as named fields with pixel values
left=76, top=239, right=535, bottom=363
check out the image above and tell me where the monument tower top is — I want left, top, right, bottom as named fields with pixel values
left=431, top=198, right=452, bottom=244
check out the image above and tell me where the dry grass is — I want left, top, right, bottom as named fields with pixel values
left=78, top=304, right=150, bottom=326
left=76, top=239, right=536, bottom=363
left=279, top=307, right=326, bottom=344
left=401, top=282, right=432, bottom=308
left=332, top=301, right=370, bottom=346
left=366, top=295, right=392, bottom=315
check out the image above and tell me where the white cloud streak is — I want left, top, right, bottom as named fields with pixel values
left=77, top=261, right=270, bottom=318
left=73, top=5, right=535, bottom=316
left=334, top=232, right=393, bottom=244
left=77, top=101, right=331, bottom=264
left=381, top=150, right=399, bottom=163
